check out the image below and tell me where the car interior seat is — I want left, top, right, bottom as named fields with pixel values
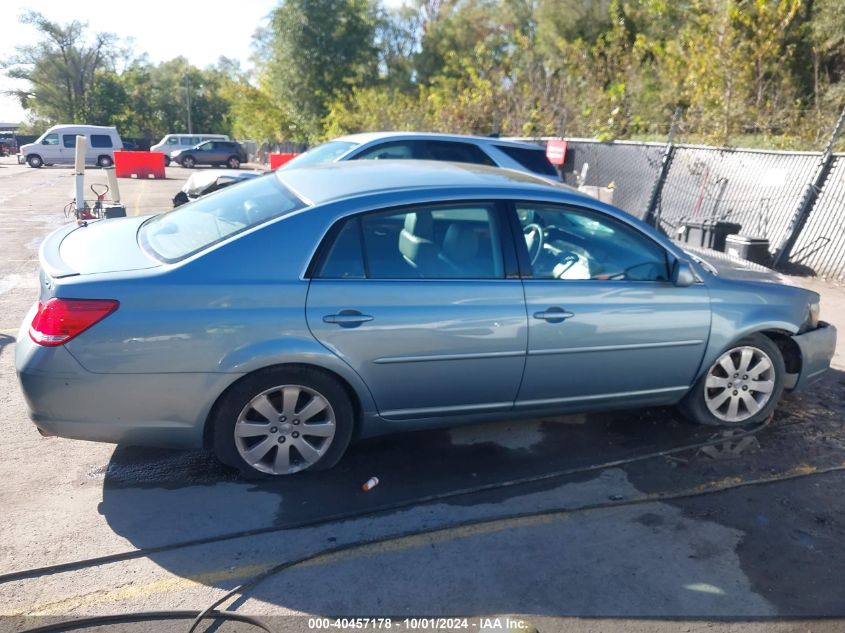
left=438, top=223, right=489, bottom=277
left=398, top=211, right=437, bottom=274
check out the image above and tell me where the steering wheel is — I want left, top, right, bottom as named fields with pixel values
left=523, top=223, right=544, bottom=266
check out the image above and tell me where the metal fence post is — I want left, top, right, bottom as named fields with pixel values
left=773, top=105, right=845, bottom=268
left=643, top=109, right=681, bottom=229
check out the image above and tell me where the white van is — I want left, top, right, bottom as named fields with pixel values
left=19, top=125, right=123, bottom=168
left=150, top=133, right=230, bottom=166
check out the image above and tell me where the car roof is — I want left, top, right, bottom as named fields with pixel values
left=274, top=159, right=578, bottom=205
left=333, top=131, right=548, bottom=150
left=48, top=124, right=117, bottom=131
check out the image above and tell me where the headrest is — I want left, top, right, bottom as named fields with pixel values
left=403, top=212, right=434, bottom=238
left=441, top=223, right=479, bottom=263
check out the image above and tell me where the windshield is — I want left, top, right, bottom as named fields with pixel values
left=139, top=174, right=305, bottom=262
left=282, top=140, right=357, bottom=169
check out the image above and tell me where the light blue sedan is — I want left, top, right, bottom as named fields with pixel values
left=16, top=161, right=837, bottom=477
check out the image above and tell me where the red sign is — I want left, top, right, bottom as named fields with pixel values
left=545, top=139, right=567, bottom=166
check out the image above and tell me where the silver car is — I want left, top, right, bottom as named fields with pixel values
left=281, top=132, right=562, bottom=181
left=16, top=161, right=836, bottom=477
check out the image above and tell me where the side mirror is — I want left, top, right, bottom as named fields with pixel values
left=672, top=260, right=696, bottom=287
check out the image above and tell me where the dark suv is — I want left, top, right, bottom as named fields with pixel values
left=173, top=141, right=247, bottom=169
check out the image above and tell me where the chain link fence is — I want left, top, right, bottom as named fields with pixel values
left=551, top=137, right=845, bottom=282
left=787, top=156, right=845, bottom=280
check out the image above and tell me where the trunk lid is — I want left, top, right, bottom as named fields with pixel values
left=41, top=216, right=161, bottom=279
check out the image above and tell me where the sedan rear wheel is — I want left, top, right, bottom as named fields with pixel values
left=213, top=367, right=354, bottom=477
left=679, top=334, right=785, bottom=427
left=227, top=156, right=240, bottom=169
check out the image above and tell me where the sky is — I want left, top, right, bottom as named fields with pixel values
left=0, top=0, right=281, bottom=123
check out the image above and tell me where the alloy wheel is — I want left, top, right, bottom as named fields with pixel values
left=704, top=346, right=776, bottom=423
left=234, top=384, right=336, bottom=475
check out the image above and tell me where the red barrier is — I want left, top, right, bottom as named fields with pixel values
left=269, top=153, right=298, bottom=169
left=114, top=151, right=166, bottom=179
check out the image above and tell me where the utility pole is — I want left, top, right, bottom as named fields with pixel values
left=773, top=104, right=845, bottom=268
left=185, top=75, right=193, bottom=134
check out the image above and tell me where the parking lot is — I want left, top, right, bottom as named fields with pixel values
left=1, top=157, right=845, bottom=633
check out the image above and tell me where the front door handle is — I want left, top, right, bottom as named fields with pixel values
left=323, top=310, right=374, bottom=327
left=533, top=307, right=574, bottom=323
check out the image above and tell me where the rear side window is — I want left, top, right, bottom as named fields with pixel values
left=495, top=145, right=558, bottom=176
left=90, top=135, right=113, bottom=148
left=425, top=141, right=496, bottom=166
left=315, top=218, right=366, bottom=279
left=62, top=135, right=77, bottom=148
left=139, top=175, right=305, bottom=262
left=316, top=204, right=503, bottom=279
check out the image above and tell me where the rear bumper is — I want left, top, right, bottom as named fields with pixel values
left=791, top=321, right=837, bottom=391
left=15, top=328, right=240, bottom=449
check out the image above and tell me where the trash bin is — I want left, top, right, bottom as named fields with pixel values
left=725, top=235, right=772, bottom=267
left=677, top=220, right=742, bottom=252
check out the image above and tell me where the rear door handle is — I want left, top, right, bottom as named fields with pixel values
left=323, top=310, right=374, bottom=327
left=533, top=307, right=574, bottom=323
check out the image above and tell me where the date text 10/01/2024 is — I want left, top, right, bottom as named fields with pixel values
left=307, top=618, right=533, bottom=630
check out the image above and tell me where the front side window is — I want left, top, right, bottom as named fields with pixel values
left=317, top=203, right=503, bottom=279
left=353, top=141, right=426, bottom=161
left=42, top=133, right=59, bottom=146
left=140, top=175, right=305, bottom=262
left=166, top=137, right=178, bottom=145
left=197, top=142, right=213, bottom=151
left=515, top=203, right=669, bottom=281
left=90, top=134, right=113, bottom=148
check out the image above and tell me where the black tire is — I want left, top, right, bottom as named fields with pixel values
left=97, top=155, right=113, bottom=168
left=27, top=155, right=43, bottom=168
left=678, top=333, right=785, bottom=427
left=164, top=156, right=171, bottom=167
left=227, top=156, right=240, bottom=169
left=182, top=156, right=196, bottom=168
left=212, top=366, right=354, bottom=478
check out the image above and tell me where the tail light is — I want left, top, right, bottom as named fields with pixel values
left=29, top=298, right=119, bottom=347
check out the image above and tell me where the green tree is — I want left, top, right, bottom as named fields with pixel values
left=1, top=11, right=119, bottom=123
left=263, top=0, right=380, bottom=141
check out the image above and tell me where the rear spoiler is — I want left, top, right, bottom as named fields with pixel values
left=39, top=222, right=81, bottom=279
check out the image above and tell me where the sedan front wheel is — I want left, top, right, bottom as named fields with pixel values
left=212, top=366, right=354, bottom=477
left=679, top=334, right=785, bottom=427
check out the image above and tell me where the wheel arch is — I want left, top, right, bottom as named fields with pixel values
left=695, top=320, right=799, bottom=384
left=759, top=329, right=802, bottom=376
left=202, top=361, right=369, bottom=450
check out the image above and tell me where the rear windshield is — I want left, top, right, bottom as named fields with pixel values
left=282, top=140, right=357, bottom=169
left=495, top=144, right=559, bottom=177
left=139, top=175, right=305, bottom=262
